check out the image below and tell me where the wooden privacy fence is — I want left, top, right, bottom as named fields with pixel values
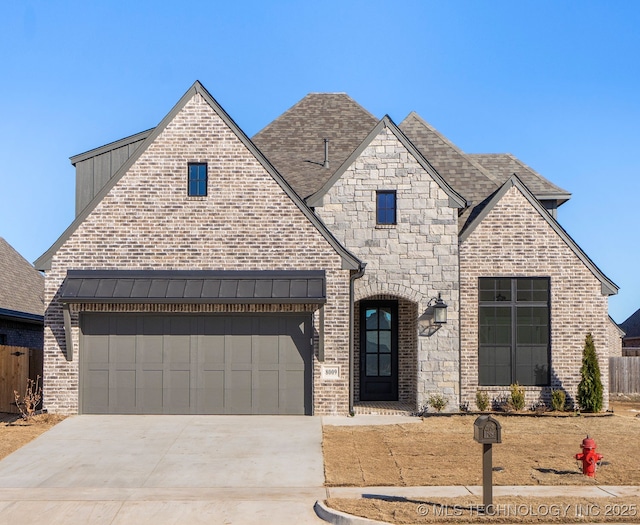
left=609, top=356, right=640, bottom=394
left=0, top=345, right=29, bottom=413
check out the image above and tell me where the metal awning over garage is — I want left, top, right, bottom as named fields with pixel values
left=59, top=270, right=326, bottom=304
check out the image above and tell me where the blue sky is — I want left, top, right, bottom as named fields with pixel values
left=0, top=1, right=638, bottom=323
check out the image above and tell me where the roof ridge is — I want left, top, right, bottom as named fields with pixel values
left=252, top=92, right=377, bottom=139
left=403, top=112, right=502, bottom=187
left=469, top=152, right=571, bottom=196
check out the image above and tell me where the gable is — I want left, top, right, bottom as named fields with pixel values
left=307, top=116, right=465, bottom=209
left=35, top=82, right=360, bottom=272
left=460, top=177, right=617, bottom=296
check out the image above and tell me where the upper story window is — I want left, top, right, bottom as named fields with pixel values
left=376, top=191, right=396, bottom=225
left=478, top=277, right=550, bottom=387
left=188, top=163, right=207, bottom=196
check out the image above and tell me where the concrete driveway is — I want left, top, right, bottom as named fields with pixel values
left=0, top=416, right=327, bottom=524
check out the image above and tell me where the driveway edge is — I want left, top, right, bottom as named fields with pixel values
left=314, top=500, right=392, bottom=525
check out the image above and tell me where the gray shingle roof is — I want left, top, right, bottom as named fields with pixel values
left=399, top=112, right=501, bottom=232
left=252, top=93, right=378, bottom=198
left=620, top=308, right=640, bottom=338
left=0, top=237, right=44, bottom=317
left=469, top=153, right=571, bottom=203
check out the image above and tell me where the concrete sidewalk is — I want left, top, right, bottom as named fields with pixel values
left=326, top=484, right=640, bottom=498
left=318, top=485, right=640, bottom=524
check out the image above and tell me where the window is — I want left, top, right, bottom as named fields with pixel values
left=478, top=278, right=550, bottom=386
left=376, top=191, right=396, bottom=225
left=0, top=334, right=6, bottom=345
left=188, top=163, right=207, bottom=196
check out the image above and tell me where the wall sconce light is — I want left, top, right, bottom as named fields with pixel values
left=432, top=293, right=448, bottom=325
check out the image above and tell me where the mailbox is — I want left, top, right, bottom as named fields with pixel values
left=473, top=415, right=502, bottom=444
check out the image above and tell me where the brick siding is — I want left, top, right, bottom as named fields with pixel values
left=44, top=93, right=351, bottom=415
left=0, top=319, right=43, bottom=349
left=460, top=186, right=611, bottom=410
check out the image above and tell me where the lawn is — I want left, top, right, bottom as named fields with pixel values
left=0, top=412, right=66, bottom=460
left=323, top=401, right=640, bottom=487
left=323, top=400, right=640, bottom=523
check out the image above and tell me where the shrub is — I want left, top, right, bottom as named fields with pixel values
left=476, top=390, right=490, bottom=411
left=13, top=376, right=42, bottom=421
left=551, top=389, right=566, bottom=412
left=577, top=333, right=603, bottom=412
left=427, top=393, right=448, bottom=413
left=509, top=383, right=526, bottom=411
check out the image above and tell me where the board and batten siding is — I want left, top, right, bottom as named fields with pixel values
left=73, top=133, right=149, bottom=215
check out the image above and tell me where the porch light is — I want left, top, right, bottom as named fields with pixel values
left=432, top=293, right=448, bottom=324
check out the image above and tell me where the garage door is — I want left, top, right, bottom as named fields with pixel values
left=80, top=313, right=312, bottom=415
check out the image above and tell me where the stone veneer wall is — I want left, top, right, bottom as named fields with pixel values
left=315, top=127, right=460, bottom=410
left=460, top=186, right=611, bottom=410
left=44, top=93, right=351, bottom=415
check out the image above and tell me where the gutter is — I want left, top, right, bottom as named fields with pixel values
left=349, top=263, right=366, bottom=416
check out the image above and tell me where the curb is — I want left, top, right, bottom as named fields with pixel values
left=314, top=500, right=392, bottom=525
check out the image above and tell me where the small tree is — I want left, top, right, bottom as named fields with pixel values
left=476, top=390, right=490, bottom=411
left=577, top=333, right=603, bottom=413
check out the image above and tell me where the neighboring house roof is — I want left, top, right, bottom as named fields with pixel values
left=306, top=115, right=466, bottom=209
left=620, top=308, right=640, bottom=338
left=0, top=237, right=44, bottom=321
left=252, top=93, right=378, bottom=198
left=34, top=81, right=362, bottom=272
left=459, top=175, right=618, bottom=296
left=469, top=153, right=571, bottom=204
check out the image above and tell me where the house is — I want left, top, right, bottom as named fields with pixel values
left=35, top=81, right=618, bottom=415
left=0, top=237, right=44, bottom=412
left=620, top=309, right=640, bottom=354
left=0, top=237, right=44, bottom=349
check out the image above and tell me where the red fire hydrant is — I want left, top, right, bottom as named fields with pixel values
left=575, top=435, right=603, bottom=478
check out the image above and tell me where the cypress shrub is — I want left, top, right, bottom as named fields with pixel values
left=577, top=333, right=603, bottom=412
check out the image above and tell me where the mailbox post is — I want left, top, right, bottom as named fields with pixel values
left=473, top=415, right=502, bottom=510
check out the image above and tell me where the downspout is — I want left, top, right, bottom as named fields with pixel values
left=349, top=263, right=366, bottom=416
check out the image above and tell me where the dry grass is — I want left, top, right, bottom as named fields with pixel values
left=328, top=496, right=640, bottom=523
left=324, top=401, right=640, bottom=523
left=0, top=412, right=66, bottom=461
left=323, top=401, right=640, bottom=487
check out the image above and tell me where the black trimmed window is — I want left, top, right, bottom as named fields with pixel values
left=188, top=163, right=207, bottom=196
left=478, top=278, right=550, bottom=386
left=376, top=190, right=396, bottom=225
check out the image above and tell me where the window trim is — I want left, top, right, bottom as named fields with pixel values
left=376, top=190, right=396, bottom=225
left=478, top=277, right=550, bottom=386
left=188, top=162, right=208, bottom=197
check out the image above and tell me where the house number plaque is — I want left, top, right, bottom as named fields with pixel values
left=321, top=365, right=341, bottom=380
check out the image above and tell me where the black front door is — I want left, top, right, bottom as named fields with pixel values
left=359, top=301, right=398, bottom=401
